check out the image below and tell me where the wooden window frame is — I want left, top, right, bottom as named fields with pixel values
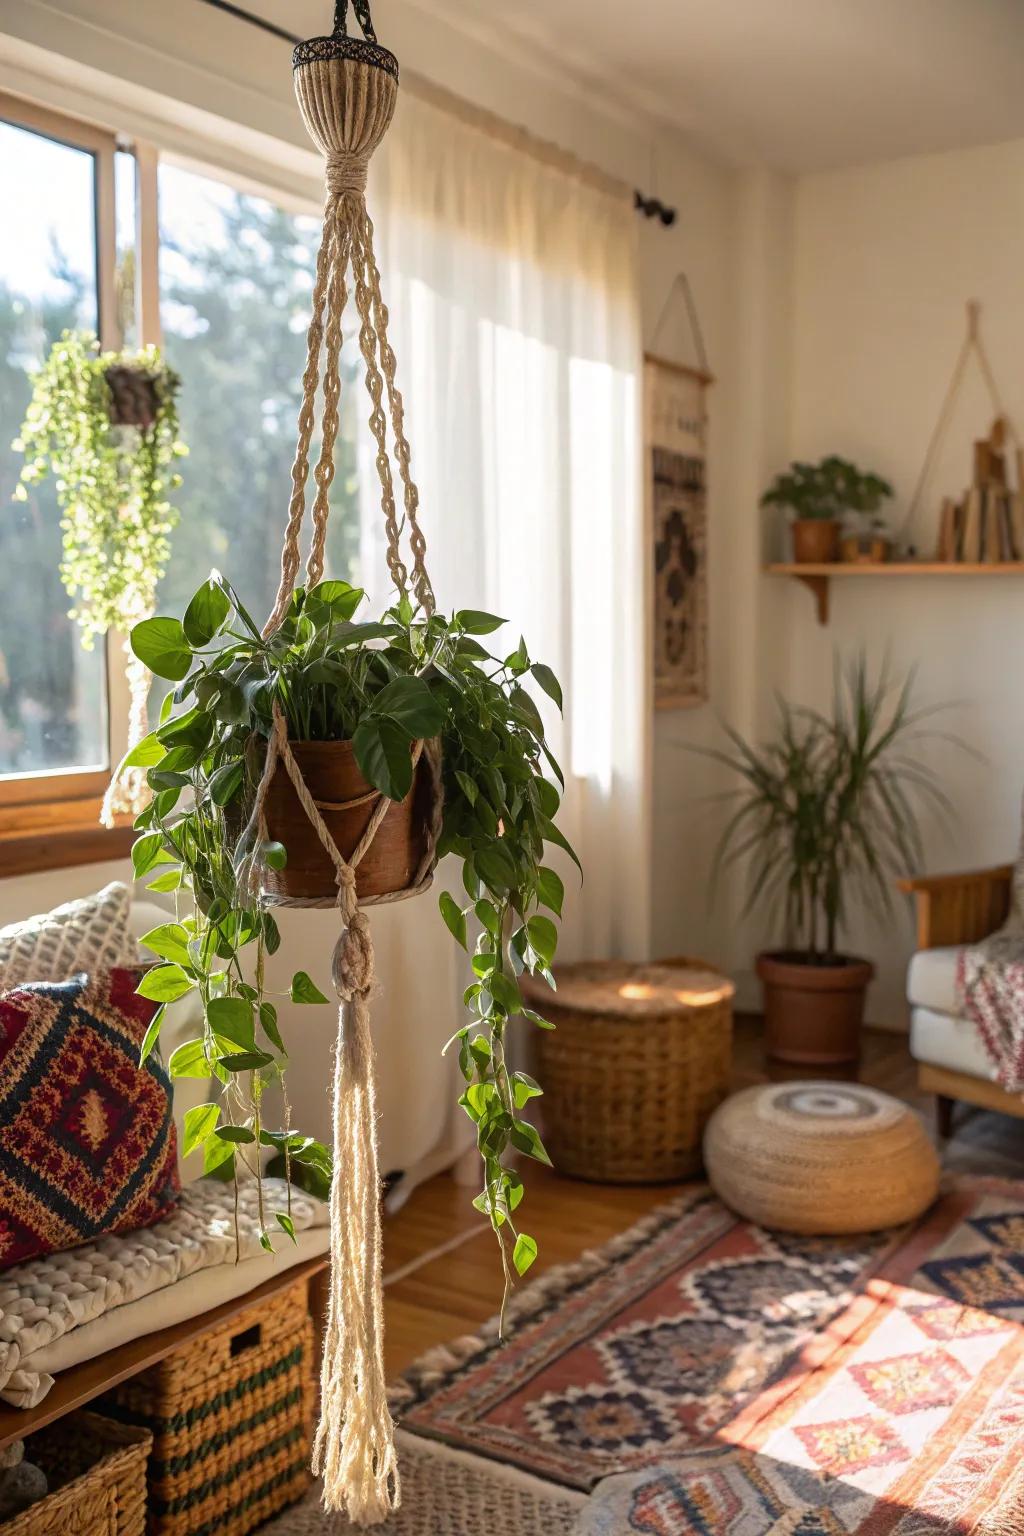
left=0, top=92, right=146, bottom=873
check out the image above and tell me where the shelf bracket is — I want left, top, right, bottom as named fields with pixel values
left=795, top=574, right=830, bottom=625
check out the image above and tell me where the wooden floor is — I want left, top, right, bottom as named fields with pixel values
left=380, top=1018, right=1024, bottom=1376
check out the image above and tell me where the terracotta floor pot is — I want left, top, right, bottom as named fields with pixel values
left=756, top=951, right=874, bottom=1073
left=791, top=518, right=839, bottom=563
left=261, top=739, right=436, bottom=903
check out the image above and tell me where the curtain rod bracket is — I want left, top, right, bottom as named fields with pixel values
left=634, top=190, right=677, bottom=227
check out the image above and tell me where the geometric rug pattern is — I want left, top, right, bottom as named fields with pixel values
left=391, top=1178, right=1024, bottom=1533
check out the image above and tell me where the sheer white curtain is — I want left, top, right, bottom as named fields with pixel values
left=282, top=90, right=649, bottom=1194
left=369, top=92, right=649, bottom=958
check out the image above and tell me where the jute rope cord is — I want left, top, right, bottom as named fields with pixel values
left=101, top=596, right=155, bottom=827
left=899, top=299, right=1023, bottom=549
left=242, top=6, right=442, bottom=1522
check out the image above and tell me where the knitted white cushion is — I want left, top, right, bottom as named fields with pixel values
left=0, top=883, right=138, bottom=990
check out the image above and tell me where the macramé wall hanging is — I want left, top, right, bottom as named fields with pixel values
left=15, top=333, right=185, bottom=822
left=647, top=273, right=714, bottom=710
left=117, top=1, right=574, bottom=1524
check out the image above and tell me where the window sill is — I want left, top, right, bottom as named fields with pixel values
left=0, top=801, right=135, bottom=879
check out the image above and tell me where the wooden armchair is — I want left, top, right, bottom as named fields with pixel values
left=899, top=865, right=1022, bottom=1132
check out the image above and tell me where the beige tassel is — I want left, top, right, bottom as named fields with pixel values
left=313, top=904, right=399, bottom=1523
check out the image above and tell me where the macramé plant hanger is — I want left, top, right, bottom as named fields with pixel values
left=272, top=7, right=434, bottom=1517
left=117, top=1, right=575, bottom=1525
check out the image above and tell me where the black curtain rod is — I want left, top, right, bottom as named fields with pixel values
left=199, top=0, right=300, bottom=44
left=195, top=0, right=679, bottom=227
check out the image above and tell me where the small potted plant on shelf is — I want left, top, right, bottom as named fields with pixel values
left=761, top=455, right=892, bottom=565
left=120, top=571, right=573, bottom=1309
left=706, top=655, right=948, bottom=1073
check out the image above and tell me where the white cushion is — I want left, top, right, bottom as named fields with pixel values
left=906, top=946, right=963, bottom=1015
left=0, top=882, right=136, bottom=989
left=25, top=1225, right=328, bottom=1389
left=909, top=1005, right=999, bottom=1082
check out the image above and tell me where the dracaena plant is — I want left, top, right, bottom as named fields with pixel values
left=706, top=655, right=951, bottom=960
left=121, top=570, right=574, bottom=1308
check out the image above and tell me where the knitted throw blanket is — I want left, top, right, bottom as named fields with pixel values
left=959, top=918, right=1024, bottom=1094
left=954, top=807, right=1024, bottom=1095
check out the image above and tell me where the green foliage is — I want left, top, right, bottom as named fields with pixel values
left=125, top=573, right=574, bottom=1301
left=761, top=455, right=892, bottom=523
left=14, top=331, right=186, bottom=644
left=706, top=655, right=952, bottom=960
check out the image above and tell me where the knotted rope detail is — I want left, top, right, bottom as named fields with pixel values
left=236, top=708, right=441, bottom=1522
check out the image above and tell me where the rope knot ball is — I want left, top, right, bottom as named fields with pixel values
left=332, top=913, right=375, bottom=998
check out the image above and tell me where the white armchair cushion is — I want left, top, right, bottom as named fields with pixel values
left=906, top=946, right=963, bottom=1015
left=909, top=1005, right=999, bottom=1082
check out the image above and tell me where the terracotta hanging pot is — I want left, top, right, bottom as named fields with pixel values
left=791, top=518, right=839, bottom=563
left=260, top=738, right=438, bottom=902
left=756, top=950, right=874, bottom=1077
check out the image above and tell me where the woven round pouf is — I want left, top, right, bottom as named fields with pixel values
left=522, top=958, right=734, bottom=1183
left=704, top=1081, right=940, bottom=1234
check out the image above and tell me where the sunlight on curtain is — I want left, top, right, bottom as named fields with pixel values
left=368, top=91, right=648, bottom=961
left=285, top=92, right=646, bottom=1197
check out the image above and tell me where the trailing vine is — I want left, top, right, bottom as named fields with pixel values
left=122, top=574, right=574, bottom=1318
left=14, top=330, right=186, bottom=646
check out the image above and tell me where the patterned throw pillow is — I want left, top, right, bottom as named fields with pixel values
left=0, top=969, right=180, bottom=1271
left=0, top=883, right=139, bottom=992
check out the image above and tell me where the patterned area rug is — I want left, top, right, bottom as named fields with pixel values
left=267, top=1177, right=1024, bottom=1534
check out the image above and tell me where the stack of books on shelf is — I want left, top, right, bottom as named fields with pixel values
left=935, top=416, right=1024, bottom=564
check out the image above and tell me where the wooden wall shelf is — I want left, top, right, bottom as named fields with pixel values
left=765, top=562, right=1024, bottom=625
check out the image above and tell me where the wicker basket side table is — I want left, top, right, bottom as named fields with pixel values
left=0, top=1413, right=150, bottom=1536
left=522, top=957, right=734, bottom=1183
left=101, top=1275, right=313, bottom=1536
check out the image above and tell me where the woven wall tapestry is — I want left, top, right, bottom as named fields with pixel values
left=647, top=273, right=712, bottom=711
left=647, top=354, right=709, bottom=709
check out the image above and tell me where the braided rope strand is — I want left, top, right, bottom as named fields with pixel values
left=350, top=205, right=410, bottom=601
left=306, top=207, right=351, bottom=589
left=363, top=207, right=435, bottom=616
left=264, top=208, right=335, bottom=637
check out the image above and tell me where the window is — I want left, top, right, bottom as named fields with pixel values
left=155, top=162, right=358, bottom=627
left=0, top=108, right=112, bottom=799
left=0, top=94, right=360, bottom=869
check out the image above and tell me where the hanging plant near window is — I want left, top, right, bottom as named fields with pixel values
left=113, top=2, right=576, bottom=1522
left=14, top=330, right=186, bottom=823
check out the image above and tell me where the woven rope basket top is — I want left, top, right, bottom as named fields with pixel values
left=522, top=958, right=735, bottom=1184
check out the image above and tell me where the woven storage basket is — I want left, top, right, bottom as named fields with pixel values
left=522, top=957, right=734, bottom=1183
left=102, top=1277, right=313, bottom=1536
left=0, top=1412, right=150, bottom=1536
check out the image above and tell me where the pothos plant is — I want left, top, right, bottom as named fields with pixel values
left=121, top=570, right=574, bottom=1312
left=14, top=331, right=185, bottom=644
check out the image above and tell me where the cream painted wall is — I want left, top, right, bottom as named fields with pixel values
left=781, top=137, right=1024, bottom=1027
